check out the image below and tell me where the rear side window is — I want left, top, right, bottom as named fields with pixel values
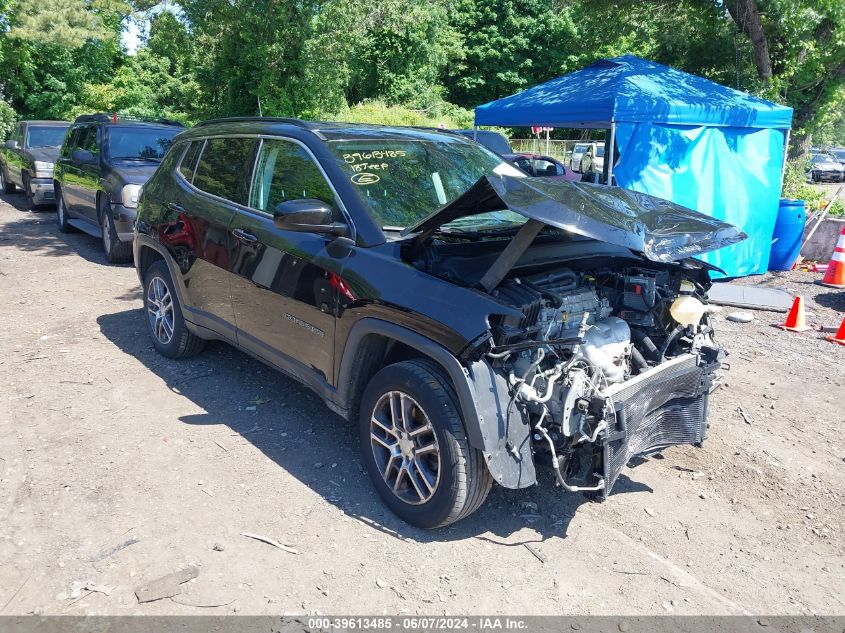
left=193, top=137, right=255, bottom=205
left=178, top=141, right=202, bottom=183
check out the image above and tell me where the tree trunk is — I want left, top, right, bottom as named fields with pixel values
left=788, top=131, right=812, bottom=159
left=726, top=0, right=772, bottom=81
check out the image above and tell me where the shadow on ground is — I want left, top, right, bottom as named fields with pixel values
left=0, top=192, right=132, bottom=268
left=97, top=307, right=653, bottom=544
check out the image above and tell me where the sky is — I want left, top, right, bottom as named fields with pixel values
left=122, top=19, right=144, bottom=55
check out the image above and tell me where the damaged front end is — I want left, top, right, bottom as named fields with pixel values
left=406, top=175, right=741, bottom=498
left=481, top=264, right=724, bottom=498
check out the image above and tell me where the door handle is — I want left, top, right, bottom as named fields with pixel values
left=167, top=202, right=185, bottom=214
left=231, top=228, right=258, bottom=243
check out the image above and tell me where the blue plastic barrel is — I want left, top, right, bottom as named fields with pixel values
left=769, top=198, right=806, bottom=271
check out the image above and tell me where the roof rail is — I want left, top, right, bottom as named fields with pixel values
left=193, top=116, right=312, bottom=129
left=72, top=113, right=186, bottom=127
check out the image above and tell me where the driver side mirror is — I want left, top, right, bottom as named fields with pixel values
left=71, top=149, right=96, bottom=165
left=273, top=198, right=349, bottom=237
left=5, top=140, right=18, bottom=150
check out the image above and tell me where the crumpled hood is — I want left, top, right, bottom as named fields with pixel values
left=406, top=175, right=746, bottom=263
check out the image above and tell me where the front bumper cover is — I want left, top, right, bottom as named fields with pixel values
left=110, top=204, right=138, bottom=242
left=598, top=353, right=718, bottom=497
left=29, top=177, right=56, bottom=206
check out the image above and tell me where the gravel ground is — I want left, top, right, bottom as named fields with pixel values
left=0, top=193, right=843, bottom=617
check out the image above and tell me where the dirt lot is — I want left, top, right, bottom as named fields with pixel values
left=0, top=193, right=843, bottom=617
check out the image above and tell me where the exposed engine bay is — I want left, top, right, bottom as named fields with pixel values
left=482, top=262, right=725, bottom=497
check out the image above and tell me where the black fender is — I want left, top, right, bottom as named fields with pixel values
left=336, top=318, right=536, bottom=489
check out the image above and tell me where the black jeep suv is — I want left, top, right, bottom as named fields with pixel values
left=53, top=114, right=184, bottom=263
left=134, top=118, right=744, bottom=528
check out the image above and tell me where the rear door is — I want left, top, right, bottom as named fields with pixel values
left=171, top=136, right=257, bottom=336
left=228, top=137, right=346, bottom=387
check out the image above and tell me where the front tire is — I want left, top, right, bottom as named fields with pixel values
left=100, top=198, right=132, bottom=264
left=143, top=260, right=205, bottom=359
left=359, top=360, right=492, bottom=528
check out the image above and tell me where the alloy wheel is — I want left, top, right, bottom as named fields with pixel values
left=370, top=390, right=441, bottom=505
left=146, top=276, right=175, bottom=345
left=102, top=213, right=112, bottom=256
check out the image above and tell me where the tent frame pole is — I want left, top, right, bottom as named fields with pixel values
left=473, top=125, right=478, bottom=141
left=779, top=129, right=790, bottom=192
left=607, top=122, right=616, bottom=186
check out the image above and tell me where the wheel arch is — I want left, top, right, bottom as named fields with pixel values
left=335, top=318, right=485, bottom=451
left=133, top=235, right=189, bottom=310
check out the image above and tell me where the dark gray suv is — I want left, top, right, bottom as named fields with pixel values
left=53, top=114, right=184, bottom=263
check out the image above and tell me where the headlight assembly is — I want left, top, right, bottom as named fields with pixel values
left=33, top=161, right=54, bottom=176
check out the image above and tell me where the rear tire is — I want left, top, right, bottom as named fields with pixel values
left=143, top=260, right=205, bottom=359
left=56, top=186, right=74, bottom=233
left=100, top=198, right=132, bottom=264
left=359, top=359, right=492, bottom=528
left=1, top=168, right=14, bottom=194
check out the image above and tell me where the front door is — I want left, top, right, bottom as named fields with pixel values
left=61, top=124, right=99, bottom=218
left=229, top=137, right=346, bottom=387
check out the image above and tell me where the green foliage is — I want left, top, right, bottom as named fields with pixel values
left=0, top=98, right=15, bottom=138
left=327, top=100, right=473, bottom=129
left=443, top=0, right=576, bottom=107
left=0, top=0, right=841, bottom=156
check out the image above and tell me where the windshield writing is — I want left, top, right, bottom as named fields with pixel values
left=328, top=138, right=519, bottom=229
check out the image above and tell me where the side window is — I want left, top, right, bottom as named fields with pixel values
left=513, top=156, right=533, bottom=174
left=193, top=137, right=255, bottom=205
left=178, top=141, right=202, bottom=183
left=76, top=126, right=99, bottom=156
left=535, top=159, right=561, bottom=176
left=15, top=124, right=25, bottom=144
left=249, top=138, right=336, bottom=214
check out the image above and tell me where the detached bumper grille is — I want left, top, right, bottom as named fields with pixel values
left=599, top=354, right=714, bottom=497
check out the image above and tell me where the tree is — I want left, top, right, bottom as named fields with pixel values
left=443, top=0, right=576, bottom=107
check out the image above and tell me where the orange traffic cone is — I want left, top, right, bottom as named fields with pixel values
left=816, top=226, right=845, bottom=288
left=776, top=296, right=811, bottom=332
left=826, top=317, right=845, bottom=346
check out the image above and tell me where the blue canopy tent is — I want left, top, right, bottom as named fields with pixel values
left=474, top=55, right=794, bottom=277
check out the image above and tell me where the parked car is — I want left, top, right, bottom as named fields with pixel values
left=452, top=129, right=512, bottom=155
left=134, top=118, right=743, bottom=528
left=809, top=151, right=845, bottom=183
left=53, top=114, right=184, bottom=263
left=580, top=144, right=605, bottom=175
left=0, top=120, right=70, bottom=208
left=827, top=147, right=845, bottom=167
left=452, top=131, right=569, bottom=178
left=569, top=142, right=596, bottom=172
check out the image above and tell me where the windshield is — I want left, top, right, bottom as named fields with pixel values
left=573, top=144, right=590, bottom=153
left=829, top=150, right=845, bottom=161
left=813, top=153, right=836, bottom=162
left=106, top=126, right=179, bottom=161
left=327, top=137, right=524, bottom=230
left=26, top=126, right=68, bottom=148
left=595, top=146, right=605, bottom=157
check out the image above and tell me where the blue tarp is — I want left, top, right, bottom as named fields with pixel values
left=474, top=55, right=794, bottom=277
